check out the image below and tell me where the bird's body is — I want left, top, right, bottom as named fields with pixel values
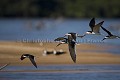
left=20, top=54, right=37, bottom=68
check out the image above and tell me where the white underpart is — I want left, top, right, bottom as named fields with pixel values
left=23, top=55, right=27, bottom=58
left=92, top=32, right=95, bottom=34
left=86, top=32, right=92, bottom=34
left=105, top=36, right=108, bottom=38
left=117, top=36, right=120, bottom=39
left=76, top=34, right=78, bottom=36
left=53, top=50, right=57, bottom=54
left=60, top=41, right=66, bottom=43
left=65, top=33, right=71, bottom=36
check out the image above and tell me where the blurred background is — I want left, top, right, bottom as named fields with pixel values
left=0, top=0, right=120, bottom=18
left=0, top=0, right=120, bottom=44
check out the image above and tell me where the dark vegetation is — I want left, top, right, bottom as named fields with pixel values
left=0, top=0, right=120, bottom=18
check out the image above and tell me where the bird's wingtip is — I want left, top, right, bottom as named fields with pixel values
left=35, top=66, right=37, bottom=68
left=73, top=60, right=76, bottom=63
left=102, top=38, right=106, bottom=41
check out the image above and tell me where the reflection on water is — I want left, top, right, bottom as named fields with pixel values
left=0, top=64, right=120, bottom=80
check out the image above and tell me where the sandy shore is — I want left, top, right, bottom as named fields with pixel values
left=0, top=41, right=120, bottom=65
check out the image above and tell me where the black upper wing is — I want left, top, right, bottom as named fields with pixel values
left=89, top=18, right=95, bottom=31
left=101, top=26, right=113, bottom=36
left=29, top=55, right=37, bottom=68
left=54, top=37, right=67, bottom=41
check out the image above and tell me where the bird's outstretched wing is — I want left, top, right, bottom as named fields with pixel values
left=56, top=43, right=62, bottom=47
left=89, top=18, right=95, bottom=31
left=101, top=26, right=113, bottom=36
left=68, top=40, right=76, bottom=63
left=54, top=37, right=66, bottom=41
left=93, top=21, right=104, bottom=33
left=29, top=56, right=37, bottom=68
left=0, top=63, right=10, bottom=70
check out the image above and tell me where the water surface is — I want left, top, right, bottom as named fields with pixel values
left=0, top=64, right=120, bottom=80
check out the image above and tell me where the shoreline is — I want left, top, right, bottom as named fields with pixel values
left=0, top=41, right=120, bottom=65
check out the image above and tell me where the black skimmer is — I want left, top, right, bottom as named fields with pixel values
left=67, top=34, right=76, bottom=63
left=54, top=33, right=76, bottom=63
left=20, top=54, right=37, bottom=68
left=64, top=32, right=84, bottom=41
left=64, top=33, right=76, bottom=63
left=54, top=37, right=68, bottom=47
left=101, top=26, right=120, bottom=41
left=83, top=18, right=104, bottom=36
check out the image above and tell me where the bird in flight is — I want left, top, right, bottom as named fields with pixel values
left=101, top=26, right=120, bottom=41
left=83, top=18, right=104, bottom=37
left=55, top=33, right=77, bottom=63
left=67, top=34, right=76, bottom=63
left=20, top=54, right=37, bottom=68
left=64, top=32, right=84, bottom=41
left=54, top=37, right=68, bottom=47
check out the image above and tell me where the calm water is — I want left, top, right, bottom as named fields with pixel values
left=0, top=64, right=120, bottom=80
left=0, top=18, right=120, bottom=44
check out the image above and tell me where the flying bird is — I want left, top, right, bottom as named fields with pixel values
left=101, top=26, right=120, bottom=41
left=54, top=33, right=77, bottom=63
left=20, top=54, right=37, bottom=68
left=64, top=32, right=84, bottom=41
left=83, top=18, right=104, bottom=36
left=64, top=33, right=76, bottom=63
left=54, top=37, right=68, bottom=47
